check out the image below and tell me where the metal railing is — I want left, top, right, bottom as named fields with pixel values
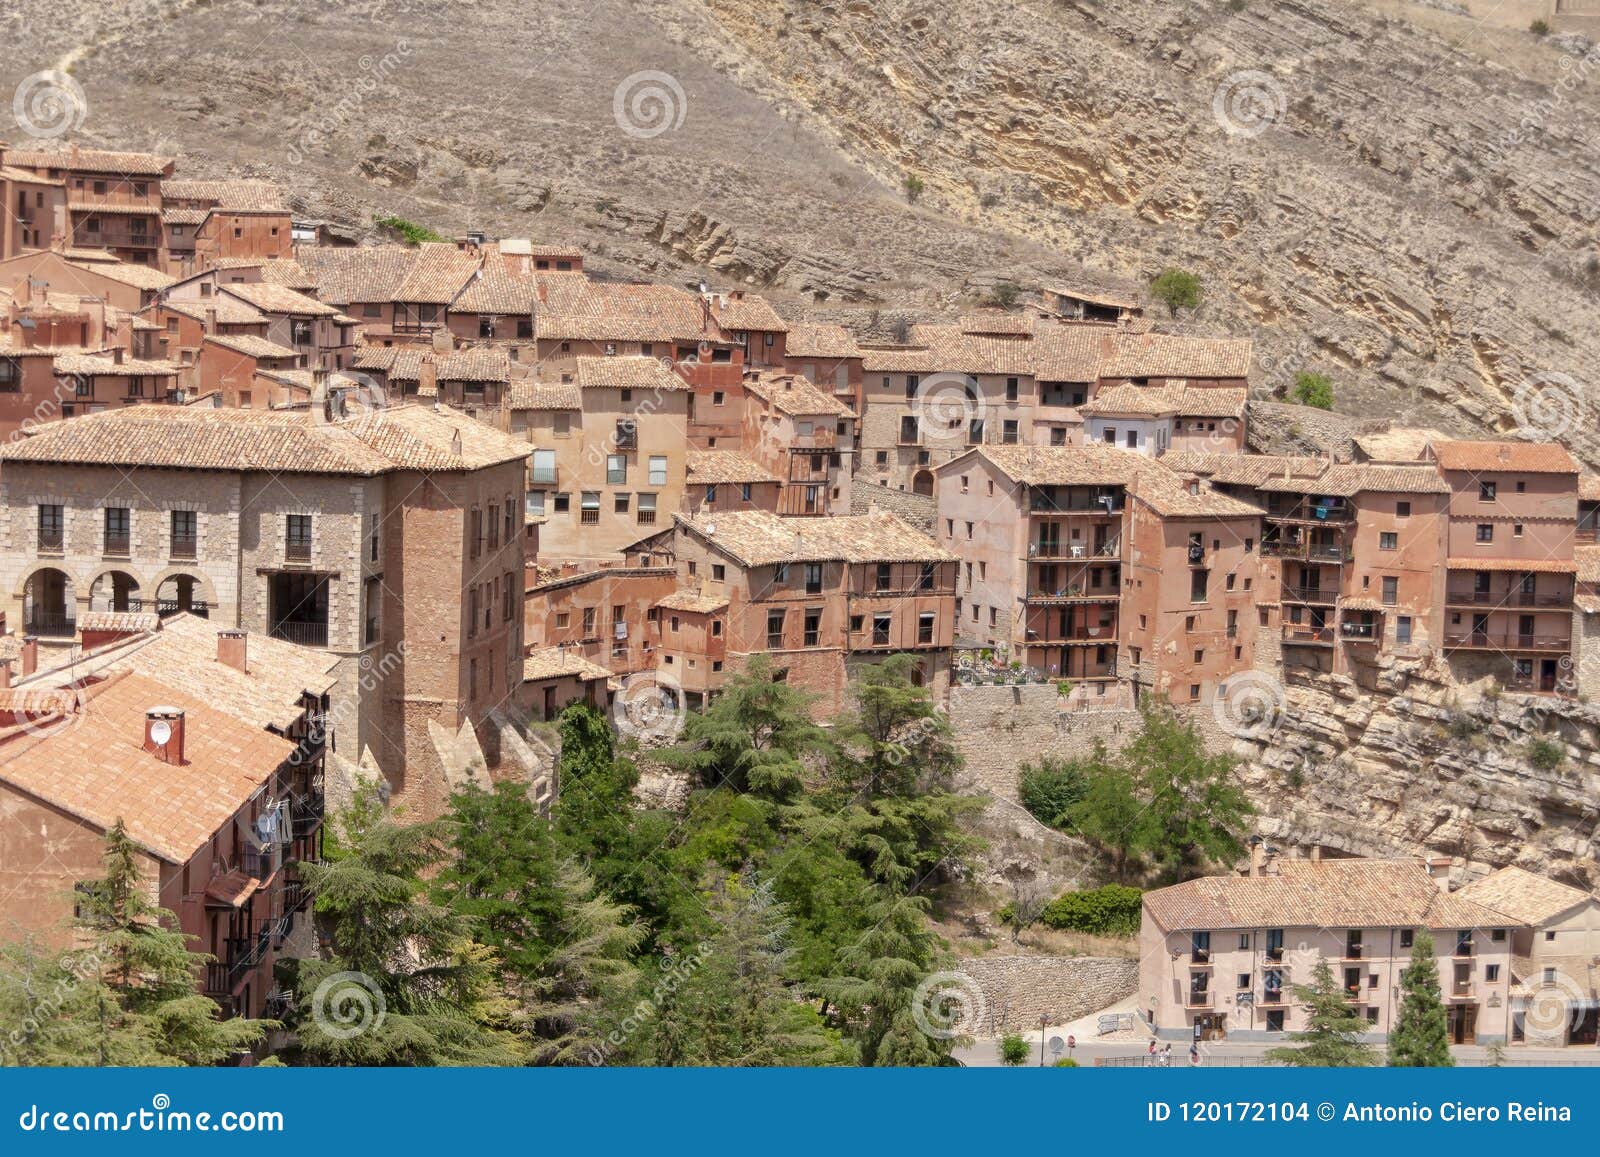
left=1260, top=540, right=1347, bottom=561
left=1443, top=633, right=1571, bottom=652
left=25, top=612, right=75, bottom=637
left=270, top=620, right=329, bottom=647
left=170, top=533, right=197, bottom=560
left=102, top=532, right=130, bottom=556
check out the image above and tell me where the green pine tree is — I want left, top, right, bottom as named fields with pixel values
left=1264, top=959, right=1375, bottom=1067
left=435, top=781, right=644, bottom=1064
left=823, top=892, right=954, bottom=1066
left=1387, top=929, right=1454, bottom=1067
left=289, top=787, right=525, bottom=1065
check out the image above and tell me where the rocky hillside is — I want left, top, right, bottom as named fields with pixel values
left=6, top=0, right=1600, bottom=460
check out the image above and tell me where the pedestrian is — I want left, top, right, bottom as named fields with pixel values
left=1148, top=1039, right=1157, bottom=1057
left=1161, top=1043, right=1172, bottom=1067
left=1189, top=1042, right=1200, bottom=1066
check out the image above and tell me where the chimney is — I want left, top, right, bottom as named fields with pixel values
left=142, top=706, right=186, bottom=765
left=204, top=305, right=217, bottom=332
left=0, top=658, right=13, bottom=689
left=419, top=354, right=438, bottom=398
left=431, top=327, right=451, bottom=355
left=20, top=636, right=37, bottom=677
left=1248, top=834, right=1265, bottom=878
left=217, top=629, right=247, bottom=673
left=69, top=141, right=80, bottom=164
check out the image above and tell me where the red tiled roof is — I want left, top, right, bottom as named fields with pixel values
left=1433, top=440, right=1579, bottom=474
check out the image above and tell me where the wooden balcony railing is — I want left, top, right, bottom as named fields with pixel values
left=1444, top=633, right=1571, bottom=652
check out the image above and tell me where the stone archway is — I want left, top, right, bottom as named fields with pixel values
left=21, top=567, right=76, bottom=636
left=152, top=570, right=213, bottom=618
left=912, top=469, right=935, bottom=496
left=87, top=568, right=142, bottom=613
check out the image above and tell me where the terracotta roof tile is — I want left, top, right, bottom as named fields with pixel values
left=1129, top=468, right=1262, bottom=519
left=1354, top=427, right=1453, bottom=464
left=686, top=450, right=779, bottom=485
left=158, top=297, right=264, bottom=325
left=51, top=354, right=180, bottom=377
left=202, top=333, right=299, bottom=360
left=294, top=246, right=422, bottom=304
left=574, top=355, right=690, bottom=392
left=743, top=373, right=853, bottom=416
left=4, top=146, right=173, bottom=176
left=907, top=324, right=1034, bottom=376
left=0, top=669, right=290, bottom=863
left=1457, top=866, right=1593, bottom=926
left=953, top=443, right=1149, bottom=487
left=161, top=179, right=287, bottom=212
left=451, top=268, right=534, bottom=314
left=715, top=294, right=787, bottom=333
left=1031, top=326, right=1106, bottom=381
left=784, top=324, right=859, bottom=360
left=66, top=260, right=176, bottom=291
left=1143, top=859, right=1522, bottom=933
left=523, top=647, right=613, bottom=683
left=504, top=381, right=581, bottom=410
left=1099, top=332, right=1253, bottom=379
left=1433, top=440, right=1579, bottom=474
left=1575, top=545, right=1600, bottom=584
left=655, top=589, right=730, bottom=613
left=1445, top=556, right=1577, bottom=574
left=391, top=243, right=483, bottom=305
left=676, top=508, right=955, bottom=566
left=220, top=281, right=337, bottom=317
left=1082, top=383, right=1245, bottom=419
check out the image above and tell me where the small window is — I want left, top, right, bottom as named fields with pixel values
left=1485, top=964, right=1501, bottom=982
left=1379, top=532, right=1397, bottom=550
left=1399, top=929, right=1414, bottom=948
left=712, top=564, right=726, bottom=581
left=1476, top=523, right=1494, bottom=543
left=1480, top=481, right=1496, bottom=501
left=1396, top=501, right=1411, bottom=517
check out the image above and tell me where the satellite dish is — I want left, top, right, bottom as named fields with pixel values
left=149, top=720, right=172, bottom=745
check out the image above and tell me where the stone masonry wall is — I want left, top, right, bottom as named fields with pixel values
left=956, top=955, right=1138, bottom=1034
left=850, top=478, right=937, bottom=530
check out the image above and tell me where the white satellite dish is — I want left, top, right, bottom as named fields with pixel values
left=149, top=720, right=172, bottom=745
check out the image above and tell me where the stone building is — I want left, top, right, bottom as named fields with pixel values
left=1140, top=856, right=1520, bottom=1045
left=0, top=402, right=530, bottom=818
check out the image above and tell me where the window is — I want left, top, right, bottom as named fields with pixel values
left=606, top=454, right=627, bottom=485
left=1226, top=573, right=1236, bottom=591
left=581, top=607, right=596, bottom=638
left=531, top=449, right=556, bottom=484
left=1265, top=1010, right=1285, bottom=1033
left=0, top=357, right=19, bottom=392
left=905, top=375, right=919, bottom=399
left=1396, top=501, right=1411, bottom=517
left=704, top=484, right=717, bottom=505
left=580, top=492, right=601, bottom=524
left=1396, top=615, right=1412, bottom=644
left=648, top=456, right=668, bottom=486
left=286, top=514, right=312, bottom=561
left=1513, top=523, right=1524, bottom=538
left=900, top=415, right=919, bottom=443
left=1003, top=419, right=1018, bottom=444
left=1544, top=967, right=1558, bottom=985
left=803, top=608, right=821, bottom=647
left=804, top=563, right=823, bottom=594
left=918, top=612, right=935, bottom=645
left=103, top=507, right=130, bottom=555
left=919, top=563, right=936, bottom=591
left=37, top=504, right=64, bottom=552
left=1379, top=531, right=1397, bottom=550
left=1491, top=928, right=1506, bottom=942
left=555, top=611, right=570, bottom=630
left=872, top=613, right=892, bottom=646
left=170, top=510, right=197, bottom=559
left=1005, top=377, right=1019, bottom=402
left=553, top=493, right=570, bottom=514
left=767, top=609, right=785, bottom=649
left=504, top=500, right=514, bottom=544
left=1381, top=576, right=1398, bottom=606
left=1237, top=973, right=1251, bottom=990
left=1400, top=929, right=1413, bottom=949
left=487, top=503, right=500, bottom=549
left=468, top=588, right=480, bottom=638
left=1480, top=481, right=1496, bottom=501
left=365, top=576, right=382, bottom=645
left=711, top=564, right=726, bottom=582
left=875, top=451, right=888, bottom=466
left=1190, top=570, right=1208, bottom=603
left=614, top=494, right=630, bottom=514
left=739, top=483, right=752, bottom=502
left=1188, top=684, right=1200, bottom=702
left=1476, top=523, right=1494, bottom=543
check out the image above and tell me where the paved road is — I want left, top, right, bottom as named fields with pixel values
left=954, top=1035, right=1600, bottom=1068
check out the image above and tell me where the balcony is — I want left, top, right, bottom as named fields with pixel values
left=1025, top=586, right=1121, bottom=605
left=102, top=533, right=130, bottom=557
left=1282, top=585, right=1336, bottom=605
left=1185, top=990, right=1214, bottom=1009
left=1191, top=948, right=1212, bottom=965
left=37, top=529, right=63, bottom=555
left=169, top=533, right=198, bottom=561
left=285, top=540, right=313, bottom=564
left=1443, top=632, right=1571, bottom=653
left=1261, top=539, right=1349, bottom=563
left=1261, top=988, right=1284, bottom=1005
left=1445, top=589, right=1571, bottom=609
left=1340, top=620, right=1379, bottom=640
left=1282, top=624, right=1334, bottom=646
left=270, top=619, right=329, bottom=647
left=1029, top=497, right=1123, bottom=516
left=25, top=612, right=76, bottom=638
left=1264, top=501, right=1353, bottom=524
left=1344, top=945, right=1364, bottom=960
left=1450, top=983, right=1476, bottom=1001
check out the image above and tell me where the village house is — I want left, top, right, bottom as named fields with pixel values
left=781, top=322, right=863, bottom=410
left=0, top=145, right=174, bottom=266
left=0, top=402, right=530, bottom=819
left=521, top=645, right=612, bottom=721
left=1140, top=855, right=1520, bottom=1045
left=0, top=658, right=325, bottom=1022
left=163, top=269, right=356, bottom=372
left=668, top=509, right=958, bottom=716
left=523, top=563, right=679, bottom=679
left=1458, top=866, right=1600, bottom=1046
left=683, top=450, right=783, bottom=515
left=1039, top=283, right=1144, bottom=326
left=0, top=163, right=68, bottom=260
left=159, top=179, right=293, bottom=275
left=1432, top=440, right=1579, bottom=693
left=1079, top=382, right=1248, bottom=456
left=740, top=373, right=856, bottom=516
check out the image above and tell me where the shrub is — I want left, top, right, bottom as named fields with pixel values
left=1290, top=371, right=1335, bottom=410
left=1040, top=884, right=1143, bottom=936
left=999, top=1033, right=1030, bottom=1066
left=1054, top=1056, right=1080, bottom=1067
left=1528, top=737, right=1565, bottom=771
left=1149, top=267, right=1202, bottom=316
left=904, top=174, right=925, bottom=202
left=372, top=214, right=445, bottom=244
left=1531, top=19, right=1551, bottom=36
left=987, top=281, right=1022, bottom=309
left=1018, top=758, right=1090, bottom=827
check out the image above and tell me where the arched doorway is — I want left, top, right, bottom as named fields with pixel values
left=23, top=568, right=75, bottom=636
left=155, top=573, right=208, bottom=618
left=89, top=570, right=141, bottom=613
left=912, top=469, right=935, bottom=496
